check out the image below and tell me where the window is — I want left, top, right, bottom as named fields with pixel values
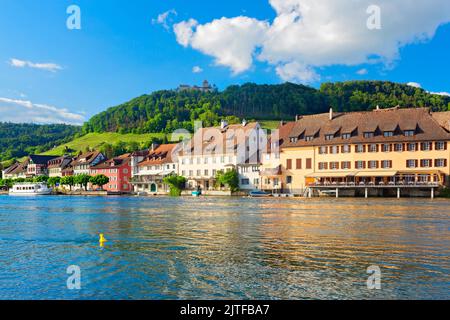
left=368, top=161, right=378, bottom=169
left=273, top=178, right=279, bottom=186
left=253, top=178, right=259, bottom=185
left=241, top=179, right=250, bottom=185
left=384, top=131, right=394, bottom=137
left=341, top=161, right=351, bottom=170
left=364, top=132, right=374, bottom=138
left=406, top=160, right=417, bottom=168
left=394, top=143, right=403, bottom=152
left=342, top=133, right=351, bottom=139
left=369, top=144, right=378, bottom=153
left=382, top=144, right=391, bottom=152
left=420, top=159, right=432, bottom=168
left=286, top=159, right=292, bottom=170
left=330, top=162, right=339, bottom=170
left=356, top=144, right=365, bottom=153
left=381, top=160, right=392, bottom=169
left=356, top=161, right=365, bottom=169
left=319, top=162, right=327, bottom=170
left=123, top=169, right=128, bottom=174
left=342, top=145, right=351, bottom=153
left=296, top=159, right=302, bottom=170
left=435, top=142, right=447, bottom=151
left=204, top=157, right=209, bottom=164
left=404, top=130, right=415, bottom=137
left=407, top=143, right=417, bottom=152
left=290, top=137, right=298, bottom=143
left=306, top=158, right=312, bottom=169
left=182, top=170, right=186, bottom=176
left=189, top=158, right=194, bottom=165
left=189, top=170, right=193, bottom=177
left=325, top=135, right=334, bottom=141
left=319, top=146, right=328, bottom=154
left=212, top=169, right=217, bottom=176
left=286, top=176, right=293, bottom=184
left=421, top=142, right=432, bottom=151
left=220, top=156, right=225, bottom=163
left=204, top=170, right=209, bottom=176
left=435, top=159, right=447, bottom=167
left=305, top=136, right=314, bottom=141
left=331, top=146, right=339, bottom=154
left=197, top=170, right=201, bottom=177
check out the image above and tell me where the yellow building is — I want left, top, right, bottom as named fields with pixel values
left=267, top=107, right=450, bottom=196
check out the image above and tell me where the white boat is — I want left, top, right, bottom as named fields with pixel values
left=9, top=183, right=53, bottom=196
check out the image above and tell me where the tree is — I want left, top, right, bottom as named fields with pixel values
left=33, top=175, right=49, bottom=183
left=90, top=174, right=109, bottom=190
left=163, top=174, right=186, bottom=196
left=61, top=175, right=75, bottom=190
left=47, top=176, right=61, bottom=187
left=216, top=169, right=240, bottom=192
left=74, top=174, right=91, bottom=191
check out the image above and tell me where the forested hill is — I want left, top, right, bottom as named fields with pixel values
left=0, top=123, right=81, bottom=162
left=82, top=81, right=450, bottom=134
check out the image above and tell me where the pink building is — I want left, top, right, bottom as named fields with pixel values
left=90, top=154, right=132, bottom=193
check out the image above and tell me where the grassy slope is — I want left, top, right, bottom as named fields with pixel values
left=42, top=132, right=165, bottom=156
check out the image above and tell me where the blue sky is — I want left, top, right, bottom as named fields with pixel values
left=0, top=0, right=449, bottom=124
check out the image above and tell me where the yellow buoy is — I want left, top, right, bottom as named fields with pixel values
left=99, top=233, right=107, bottom=247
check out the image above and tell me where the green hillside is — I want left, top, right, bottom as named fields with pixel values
left=42, top=132, right=166, bottom=156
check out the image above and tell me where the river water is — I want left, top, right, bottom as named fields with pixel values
left=0, top=195, right=448, bottom=300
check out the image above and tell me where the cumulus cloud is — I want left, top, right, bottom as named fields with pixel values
left=8, top=58, right=62, bottom=72
left=174, top=16, right=269, bottom=74
left=357, top=68, right=369, bottom=75
left=0, top=97, right=84, bottom=125
left=192, top=66, right=203, bottom=73
left=276, top=61, right=320, bottom=83
left=173, top=0, right=450, bottom=83
left=152, top=9, right=177, bottom=30
left=407, top=82, right=422, bottom=88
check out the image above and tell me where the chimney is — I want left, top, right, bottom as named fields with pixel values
left=295, top=115, right=300, bottom=121
left=220, top=119, right=228, bottom=129
left=280, top=120, right=286, bottom=126
left=376, top=105, right=380, bottom=110
left=242, top=119, right=248, bottom=127
left=329, top=107, right=333, bottom=120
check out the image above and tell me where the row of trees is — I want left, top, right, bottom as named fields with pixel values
left=0, top=174, right=109, bottom=191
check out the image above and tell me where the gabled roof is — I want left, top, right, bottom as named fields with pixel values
left=71, top=151, right=103, bottom=166
left=283, top=108, right=450, bottom=147
left=29, top=155, right=58, bottom=165
left=91, top=154, right=131, bottom=169
left=431, top=111, right=450, bottom=132
left=138, top=144, right=178, bottom=166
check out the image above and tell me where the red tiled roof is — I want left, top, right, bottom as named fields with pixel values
left=138, top=144, right=179, bottom=166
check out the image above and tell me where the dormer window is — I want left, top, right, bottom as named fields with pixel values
left=364, top=132, right=374, bottom=138
left=305, top=136, right=314, bottom=142
left=325, top=134, right=334, bottom=141
left=342, top=133, right=351, bottom=139
left=404, top=130, right=415, bottom=137
left=290, top=137, right=298, bottom=143
left=383, top=131, right=394, bottom=137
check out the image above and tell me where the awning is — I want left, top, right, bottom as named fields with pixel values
left=306, top=172, right=357, bottom=178
left=355, top=171, right=397, bottom=177
left=397, top=170, right=444, bottom=175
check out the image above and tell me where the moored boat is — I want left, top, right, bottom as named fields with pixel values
left=249, top=190, right=272, bottom=198
left=9, top=183, right=52, bottom=196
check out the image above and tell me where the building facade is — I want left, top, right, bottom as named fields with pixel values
left=131, top=144, right=178, bottom=194
left=71, top=151, right=105, bottom=176
left=90, top=154, right=132, bottom=193
left=47, top=156, right=73, bottom=177
left=275, top=107, right=450, bottom=195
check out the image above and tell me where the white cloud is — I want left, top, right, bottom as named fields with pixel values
left=0, top=97, right=84, bottom=125
left=8, top=58, right=62, bottom=72
left=357, top=68, right=368, bottom=75
left=276, top=61, right=319, bottom=83
left=152, top=9, right=177, bottom=30
left=192, top=66, right=203, bottom=73
left=430, top=91, right=450, bottom=97
left=407, top=82, right=422, bottom=88
left=174, top=16, right=269, bottom=74
left=173, top=0, right=450, bottom=83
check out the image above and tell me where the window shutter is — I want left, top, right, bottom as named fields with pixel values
left=336, top=162, right=340, bottom=170
left=415, top=143, right=419, bottom=151
left=376, top=161, right=379, bottom=169
left=444, top=142, right=448, bottom=150
left=363, top=161, right=366, bottom=169
left=324, top=162, right=328, bottom=170
left=430, top=142, right=433, bottom=151
left=376, top=144, right=379, bottom=152
left=390, top=144, right=393, bottom=152
left=389, top=160, right=393, bottom=168
left=445, top=159, right=448, bottom=167
left=296, top=159, right=302, bottom=170
left=406, top=160, right=409, bottom=168
left=415, top=160, right=419, bottom=168
left=355, top=161, right=358, bottom=169
left=341, top=146, right=344, bottom=153
left=363, top=145, right=366, bottom=153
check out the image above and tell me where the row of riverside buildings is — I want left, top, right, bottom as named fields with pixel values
left=2, top=107, right=450, bottom=196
